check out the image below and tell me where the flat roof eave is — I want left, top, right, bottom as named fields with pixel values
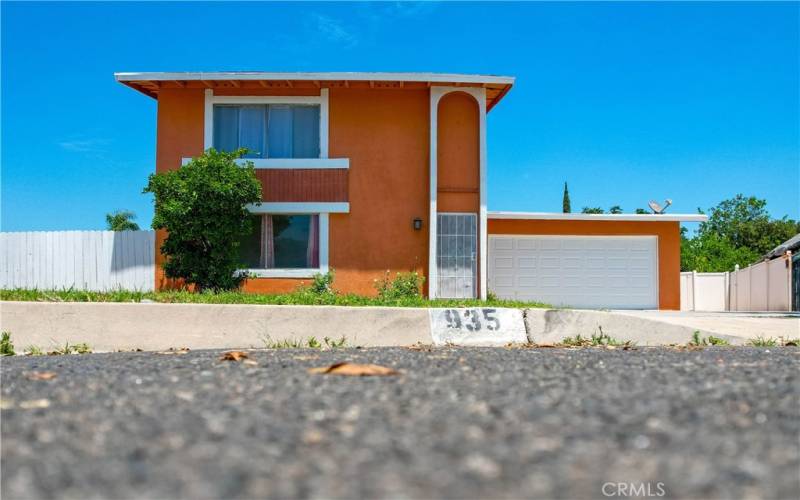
left=114, top=71, right=515, bottom=85
left=114, top=71, right=515, bottom=109
left=488, top=212, right=709, bottom=222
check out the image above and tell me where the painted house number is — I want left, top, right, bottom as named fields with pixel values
left=443, top=308, right=501, bottom=332
left=429, top=307, right=527, bottom=346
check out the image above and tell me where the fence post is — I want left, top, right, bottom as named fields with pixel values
left=765, top=259, right=771, bottom=311
left=724, top=271, right=729, bottom=311
left=691, top=270, right=698, bottom=311
left=785, top=251, right=792, bottom=312
left=733, top=264, right=739, bottom=312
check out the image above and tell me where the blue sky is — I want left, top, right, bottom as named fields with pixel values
left=2, top=1, right=798, bottom=231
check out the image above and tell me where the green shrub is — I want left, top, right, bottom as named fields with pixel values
left=375, top=271, right=425, bottom=301
left=143, top=148, right=262, bottom=291
left=309, top=270, right=336, bottom=295
left=1, top=332, right=15, bottom=356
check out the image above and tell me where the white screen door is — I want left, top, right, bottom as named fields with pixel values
left=437, top=213, right=477, bottom=298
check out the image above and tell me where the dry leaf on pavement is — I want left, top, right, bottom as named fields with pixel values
left=157, top=348, right=190, bottom=355
left=26, top=371, right=57, bottom=381
left=219, top=351, right=250, bottom=362
left=308, top=362, right=399, bottom=376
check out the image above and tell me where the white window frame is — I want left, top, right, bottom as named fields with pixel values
left=204, top=90, right=340, bottom=280
left=203, top=88, right=332, bottom=164
left=241, top=212, right=330, bottom=279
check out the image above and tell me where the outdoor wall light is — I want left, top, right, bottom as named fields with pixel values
left=413, top=218, right=423, bottom=230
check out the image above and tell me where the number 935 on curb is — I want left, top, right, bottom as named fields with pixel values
left=428, top=308, right=528, bottom=346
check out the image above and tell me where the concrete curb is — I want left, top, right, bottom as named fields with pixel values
left=0, top=301, right=772, bottom=352
left=524, top=309, right=744, bottom=346
left=0, top=301, right=431, bottom=351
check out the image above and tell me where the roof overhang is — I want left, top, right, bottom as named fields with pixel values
left=114, top=71, right=515, bottom=111
left=488, top=212, right=709, bottom=222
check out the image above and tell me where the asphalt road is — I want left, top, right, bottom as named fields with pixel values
left=2, top=347, right=798, bottom=500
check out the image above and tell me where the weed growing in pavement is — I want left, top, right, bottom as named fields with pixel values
left=748, top=336, right=779, bottom=347
left=323, top=336, right=348, bottom=349
left=1, top=332, right=15, bottom=356
left=48, top=341, right=93, bottom=355
left=748, top=336, right=799, bottom=347
left=24, top=345, right=44, bottom=356
left=689, top=331, right=730, bottom=347
left=260, top=335, right=349, bottom=350
left=560, top=327, right=633, bottom=348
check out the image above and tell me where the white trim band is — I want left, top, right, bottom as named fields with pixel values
left=488, top=212, right=708, bottom=222
left=181, top=157, right=349, bottom=169
left=246, top=202, right=349, bottom=214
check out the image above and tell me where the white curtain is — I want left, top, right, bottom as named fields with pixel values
left=268, top=105, right=293, bottom=158
left=238, top=106, right=267, bottom=158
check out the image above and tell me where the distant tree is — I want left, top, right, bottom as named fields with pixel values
left=680, top=194, right=800, bottom=272
left=635, top=208, right=649, bottom=214
left=609, top=205, right=623, bottom=214
left=700, top=194, right=799, bottom=256
left=562, top=182, right=571, bottom=213
left=581, top=207, right=605, bottom=214
left=144, top=149, right=262, bottom=291
left=680, top=228, right=760, bottom=273
left=105, top=210, right=140, bottom=231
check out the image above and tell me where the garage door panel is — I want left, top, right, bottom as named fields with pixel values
left=489, top=235, right=658, bottom=309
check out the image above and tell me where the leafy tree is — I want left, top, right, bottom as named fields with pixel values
left=700, top=194, right=799, bottom=256
left=581, top=207, right=605, bottom=214
left=635, top=208, right=649, bottom=214
left=681, top=194, right=799, bottom=272
left=562, top=182, right=571, bottom=213
left=609, top=205, right=623, bottom=214
left=106, top=210, right=140, bottom=231
left=143, top=149, right=262, bottom=291
left=680, top=228, right=760, bottom=272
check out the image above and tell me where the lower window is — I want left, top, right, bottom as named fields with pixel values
left=239, top=214, right=320, bottom=270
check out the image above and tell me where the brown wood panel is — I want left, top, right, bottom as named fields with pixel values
left=255, top=168, right=348, bottom=202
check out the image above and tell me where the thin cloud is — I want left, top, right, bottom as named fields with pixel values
left=58, top=138, right=110, bottom=154
left=312, top=14, right=358, bottom=48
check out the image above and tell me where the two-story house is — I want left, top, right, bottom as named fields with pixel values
left=117, top=71, right=705, bottom=309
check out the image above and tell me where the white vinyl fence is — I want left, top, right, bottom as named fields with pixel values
left=681, top=252, right=794, bottom=312
left=680, top=271, right=729, bottom=311
left=1, top=231, right=155, bottom=292
left=729, top=256, right=792, bottom=312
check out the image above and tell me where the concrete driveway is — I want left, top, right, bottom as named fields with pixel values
left=614, top=310, right=800, bottom=342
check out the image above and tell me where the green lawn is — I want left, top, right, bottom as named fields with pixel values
left=0, top=288, right=549, bottom=309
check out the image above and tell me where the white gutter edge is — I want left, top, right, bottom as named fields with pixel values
left=488, top=211, right=708, bottom=222
left=114, top=71, right=515, bottom=85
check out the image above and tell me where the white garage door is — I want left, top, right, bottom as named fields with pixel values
left=489, top=235, right=658, bottom=309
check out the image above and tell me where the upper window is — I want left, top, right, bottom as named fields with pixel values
left=213, top=104, right=320, bottom=159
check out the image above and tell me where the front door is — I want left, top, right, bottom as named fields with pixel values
left=436, top=213, right=477, bottom=298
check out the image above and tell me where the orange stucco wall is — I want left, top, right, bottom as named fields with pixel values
left=487, top=219, right=682, bottom=310
left=437, top=92, right=479, bottom=213
left=154, top=89, right=205, bottom=290
left=154, top=87, right=431, bottom=295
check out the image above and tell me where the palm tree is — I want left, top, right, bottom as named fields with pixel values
left=105, top=210, right=140, bottom=231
